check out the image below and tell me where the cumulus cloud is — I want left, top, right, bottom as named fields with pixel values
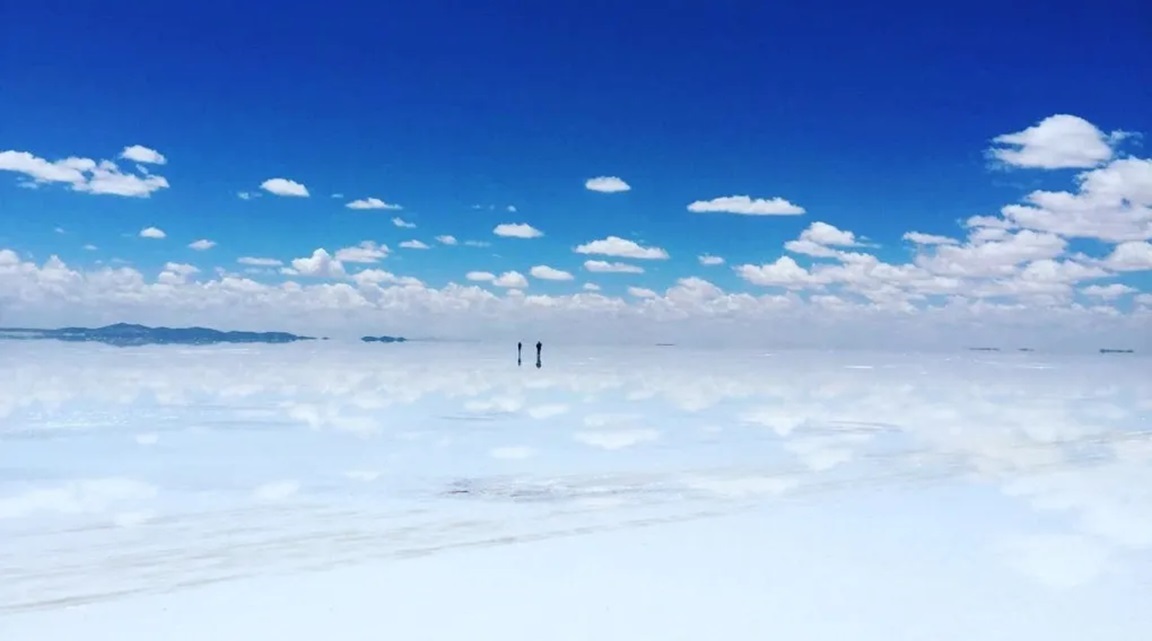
left=351, top=269, right=423, bottom=288
left=346, top=197, right=402, bottom=210
left=687, top=195, right=805, bottom=216
left=493, top=271, right=528, bottom=288
left=0, top=247, right=1148, bottom=349
left=399, top=240, right=430, bottom=250
left=334, top=241, right=389, bottom=264
left=238, top=257, right=283, bottom=267
left=699, top=254, right=725, bottom=266
left=435, top=235, right=458, bottom=246
left=989, top=114, right=1126, bottom=170
left=1104, top=242, right=1152, bottom=271
left=2, top=114, right=1150, bottom=350
left=785, top=222, right=862, bottom=258
left=574, top=236, right=668, bottom=260
left=0, top=148, right=171, bottom=197
left=392, top=217, right=417, bottom=229
left=119, top=145, right=167, bottom=165
left=1081, top=284, right=1136, bottom=300
left=188, top=239, right=216, bottom=251
left=288, top=249, right=345, bottom=278
left=260, top=178, right=309, bottom=197
left=157, top=262, right=199, bottom=285
left=493, top=223, right=544, bottom=238
left=904, top=231, right=959, bottom=246
left=530, top=265, right=574, bottom=281
left=584, top=260, right=644, bottom=274
left=995, top=157, right=1152, bottom=243
left=138, top=227, right=166, bottom=239
left=584, top=176, right=631, bottom=193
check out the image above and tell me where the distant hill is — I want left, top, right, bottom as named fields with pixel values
left=360, top=335, right=407, bottom=343
left=0, top=323, right=317, bottom=347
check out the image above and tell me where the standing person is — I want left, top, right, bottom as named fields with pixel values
left=517, top=341, right=522, bottom=366
left=535, top=341, right=542, bottom=368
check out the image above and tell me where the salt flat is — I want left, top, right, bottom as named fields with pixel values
left=1, top=341, right=1150, bottom=640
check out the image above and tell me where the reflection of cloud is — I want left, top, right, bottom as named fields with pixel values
left=490, top=446, right=535, bottom=460
left=253, top=481, right=300, bottom=503
left=573, top=429, right=660, bottom=450
left=1002, top=534, right=1113, bottom=589
left=1, top=342, right=1150, bottom=592
left=0, top=479, right=157, bottom=519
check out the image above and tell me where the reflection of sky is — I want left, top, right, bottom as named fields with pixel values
left=1, top=342, right=1150, bottom=638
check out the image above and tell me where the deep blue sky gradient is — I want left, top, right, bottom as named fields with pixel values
left=2, top=0, right=1151, bottom=294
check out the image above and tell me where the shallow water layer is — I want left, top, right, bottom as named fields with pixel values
left=1, top=342, right=1150, bottom=640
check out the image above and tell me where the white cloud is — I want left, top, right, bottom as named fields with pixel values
left=331, top=193, right=344, bottom=199
left=583, top=283, right=601, bottom=291
left=627, top=286, right=658, bottom=299
left=392, top=217, right=417, bottom=229
left=351, top=269, right=423, bottom=288
left=83, top=244, right=98, bottom=251
left=698, top=254, right=725, bottom=266
left=1104, top=242, right=1152, bottom=271
left=585, top=176, right=631, bottom=193
left=583, top=260, right=644, bottom=274
left=989, top=114, right=1124, bottom=170
left=260, top=178, right=309, bottom=197
left=1081, top=284, right=1136, bottom=300
left=0, top=149, right=170, bottom=197
left=288, top=248, right=344, bottom=278
left=687, top=195, right=805, bottom=216
left=493, top=223, right=543, bottom=238
left=785, top=222, right=862, bottom=258
left=904, top=231, right=959, bottom=246
left=466, top=271, right=495, bottom=282
left=736, top=256, right=818, bottom=289
left=334, top=241, right=389, bottom=264
left=346, top=197, right=402, bottom=210
left=996, top=157, right=1152, bottom=242
left=237, top=191, right=257, bottom=200
left=157, top=262, right=199, bottom=285
left=188, top=239, right=216, bottom=251
left=119, top=145, right=167, bottom=165
left=399, top=240, right=430, bottom=250
left=493, top=271, right=528, bottom=288
left=138, top=227, right=166, bottom=239
left=530, top=265, right=574, bottom=281
left=435, top=235, right=458, bottom=246
left=575, top=236, right=668, bottom=260
left=238, top=257, right=283, bottom=267
left=507, top=205, right=517, bottom=212
left=464, top=240, right=491, bottom=248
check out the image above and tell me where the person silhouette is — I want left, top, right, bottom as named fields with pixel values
left=517, top=341, right=522, bottom=366
left=535, top=341, right=542, bottom=368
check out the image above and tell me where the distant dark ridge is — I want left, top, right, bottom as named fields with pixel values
left=0, top=323, right=316, bottom=347
left=1099, top=348, right=1135, bottom=354
left=968, top=347, right=1001, bottom=352
left=360, top=336, right=408, bottom=343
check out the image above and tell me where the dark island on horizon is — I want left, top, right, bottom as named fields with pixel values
left=0, top=323, right=408, bottom=347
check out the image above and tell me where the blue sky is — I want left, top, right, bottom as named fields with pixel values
left=1, top=0, right=1151, bottom=346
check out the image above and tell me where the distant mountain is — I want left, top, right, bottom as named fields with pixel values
left=360, top=335, right=407, bottom=343
left=0, top=323, right=316, bottom=347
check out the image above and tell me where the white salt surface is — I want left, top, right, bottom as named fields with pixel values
left=1, top=342, right=1150, bottom=640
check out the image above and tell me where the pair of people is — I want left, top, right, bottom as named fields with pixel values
left=517, top=341, right=542, bottom=367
